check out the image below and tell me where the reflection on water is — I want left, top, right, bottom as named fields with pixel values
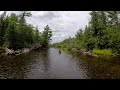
left=0, top=48, right=89, bottom=79
left=70, top=51, right=120, bottom=79
left=0, top=48, right=120, bottom=79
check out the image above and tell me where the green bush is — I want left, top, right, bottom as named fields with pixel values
left=92, top=49, right=112, bottom=56
left=112, top=49, right=120, bottom=56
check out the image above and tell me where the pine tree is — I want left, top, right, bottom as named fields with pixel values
left=0, top=11, right=7, bottom=46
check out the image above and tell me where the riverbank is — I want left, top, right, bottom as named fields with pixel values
left=0, top=45, right=42, bottom=57
left=57, top=47, right=120, bottom=60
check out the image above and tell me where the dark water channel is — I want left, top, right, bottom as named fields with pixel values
left=0, top=48, right=120, bottom=79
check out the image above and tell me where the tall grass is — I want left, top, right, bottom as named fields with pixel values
left=92, top=49, right=112, bottom=56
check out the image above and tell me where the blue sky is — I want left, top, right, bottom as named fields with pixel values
left=0, top=11, right=91, bottom=43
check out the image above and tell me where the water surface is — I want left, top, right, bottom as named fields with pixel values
left=0, top=48, right=120, bottom=79
left=0, top=48, right=88, bottom=79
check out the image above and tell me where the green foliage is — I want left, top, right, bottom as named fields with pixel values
left=0, top=11, right=8, bottom=46
left=53, top=11, right=120, bottom=56
left=41, top=25, right=52, bottom=47
left=92, top=49, right=112, bottom=55
left=0, top=11, right=52, bottom=50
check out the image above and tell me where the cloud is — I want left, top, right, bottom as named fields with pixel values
left=32, top=11, right=60, bottom=20
left=0, top=11, right=4, bottom=15
left=1, top=11, right=91, bottom=44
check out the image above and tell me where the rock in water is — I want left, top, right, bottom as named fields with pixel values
left=15, top=51, right=20, bottom=54
left=5, top=48, right=14, bottom=55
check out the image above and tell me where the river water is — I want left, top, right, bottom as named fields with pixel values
left=0, top=48, right=120, bottom=79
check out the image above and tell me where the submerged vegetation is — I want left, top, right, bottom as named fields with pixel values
left=52, top=11, right=120, bottom=56
left=0, top=11, right=52, bottom=55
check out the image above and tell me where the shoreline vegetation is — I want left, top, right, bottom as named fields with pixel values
left=52, top=11, right=120, bottom=57
left=1, top=11, right=120, bottom=59
left=51, top=46, right=120, bottom=60
left=0, top=11, right=52, bottom=57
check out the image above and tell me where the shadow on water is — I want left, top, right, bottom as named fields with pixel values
left=70, top=51, right=120, bottom=79
left=0, top=48, right=120, bottom=79
left=0, top=48, right=50, bottom=79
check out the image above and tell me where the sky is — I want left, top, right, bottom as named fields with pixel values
left=0, top=11, right=91, bottom=44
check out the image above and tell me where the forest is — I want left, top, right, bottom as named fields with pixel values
left=0, top=11, right=52, bottom=54
left=1, top=11, right=120, bottom=79
left=52, top=11, right=120, bottom=56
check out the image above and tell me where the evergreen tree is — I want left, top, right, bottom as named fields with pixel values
left=0, top=11, right=7, bottom=46
left=42, top=25, right=52, bottom=47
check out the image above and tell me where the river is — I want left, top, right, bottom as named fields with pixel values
left=0, top=48, right=120, bottom=79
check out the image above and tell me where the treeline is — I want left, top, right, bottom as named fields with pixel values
left=0, top=11, right=52, bottom=50
left=52, top=11, right=120, bottom=55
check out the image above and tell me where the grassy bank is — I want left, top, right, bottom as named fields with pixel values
left=92, top=49, right=112, bottom=56
left=52, top=44, right=117, bottom=58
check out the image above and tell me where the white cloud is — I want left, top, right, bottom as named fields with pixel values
left=0, top=11, right=4, bottom=15
left=1, top=11, right=91, bottom=43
